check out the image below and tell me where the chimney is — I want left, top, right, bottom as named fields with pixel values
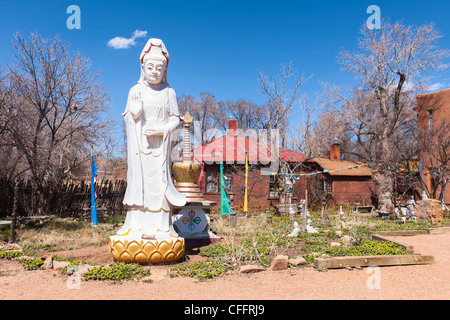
left=330, top=141, right=340, bottom=161
left=228, top=119, right=237, bottom=136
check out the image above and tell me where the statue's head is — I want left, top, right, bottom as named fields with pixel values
left=139, top=38, right=169, bottom=86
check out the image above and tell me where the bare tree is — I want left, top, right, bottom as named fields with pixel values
left=218, top=99, right=265, bottom=131
left=177, top=92, right=223, bottom=147
left=418, top=119, right=450, bottom=200
left=335, top=20, right=449, bottom=212
left=0, top=32, right=111, bottom=215
left=287, top=94, right=325, bottom=158
left=258, top=61, right=309, bottom=147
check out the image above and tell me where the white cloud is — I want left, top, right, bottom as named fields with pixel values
left=132, top=29, right=147, bottom=39
left=428, top=82, right=446, bottom=92
left=107, top=37, right=136, bottom=49
left=107, top=29, right=148, bottom=49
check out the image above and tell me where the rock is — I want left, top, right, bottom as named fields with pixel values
left=342, top=235, right=352, bottom=245
left=269, top=255, right=288, bottom=271
left=330, top=242, right=341, bottom=248
left=239, top=264, right=265, bottom=274
left=335, top=230, right=343, bottom=237
left=52, top=261, right=70, bottom=270
left=43, top=256, right=53, bottom=270
left=19, top=255, right=35, bottom=260
left=78, top=264, right=92, bottom=275
left=2, top=243, right=23, bottom=251
left=416, top=199, right=443, bottom=225
left=288, top=256, right=306, bottom=266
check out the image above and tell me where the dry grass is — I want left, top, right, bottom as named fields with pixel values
left=16, top=218, right=115, bottom=252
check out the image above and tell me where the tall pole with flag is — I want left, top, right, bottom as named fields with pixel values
left=243, top=153, right=248, bottom=217
left=90, top=147, right=98, bottom=227
left=220, top=158, right=231, bottom=216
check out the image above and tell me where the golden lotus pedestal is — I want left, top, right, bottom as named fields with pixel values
left=109, top=236, right=185, bottom=264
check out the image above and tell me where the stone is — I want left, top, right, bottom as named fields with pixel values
left=330, top=242, right=341, bottom=248
left=342, top=235, right=352, bottom=245
left=269, top=255, right=288, bottom=271
left=78, top=264, right=92, bottom=275
left=288, top=256, right=306, bottom=266
left=239, top=264, right=265, bottom=273
left=416, top=199, right=443, bottom=225
left=43, top=256, right=53, bottom=270
left=335, top=230, right=343, bottom=237
left=52, top=261, right=70, bottom=270
left=340, top=221, right=348, bottom=229
left=2, top=243, right=23, bottom=251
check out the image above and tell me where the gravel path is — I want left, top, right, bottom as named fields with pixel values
left=0, top=233, right=449, bottom=300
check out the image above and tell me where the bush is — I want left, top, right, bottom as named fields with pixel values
left=324, top=239, right=408, bottom=257
left=169, top=258, right=231, bottom=281
left=20, top=257, right=44, bottom=270
left=83, top=262, right=150, bottom=281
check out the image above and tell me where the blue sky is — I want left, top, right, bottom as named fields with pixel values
left=1, top=0, right=450, bottom=130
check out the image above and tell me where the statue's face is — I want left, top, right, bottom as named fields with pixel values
left=142, top=59, right=166, bottom=85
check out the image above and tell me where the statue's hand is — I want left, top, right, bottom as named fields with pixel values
left=143, top=127, right=164, bottom=136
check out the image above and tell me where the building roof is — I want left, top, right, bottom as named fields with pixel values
left=313, top=158, right=374, bottom=176
left=180, top=134, right=306, bottom=164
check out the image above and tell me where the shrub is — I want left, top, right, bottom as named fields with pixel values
left=0, top=250, right=23, bottom=259
left=20, top=257, right=44, bottom=270
left=83, top=262, right=150, bottom=281
left=324, top=239, right=408, bottom=257
left=168, top=258, right=230, bottom=281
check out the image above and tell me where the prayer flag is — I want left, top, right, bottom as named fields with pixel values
left=90, top=151, right=98, bottom=227
left=220, top=159, right=231, bottom=215
left=197, top=162, right=205, bottom=187
left=243, top=153, right=249, bottom=213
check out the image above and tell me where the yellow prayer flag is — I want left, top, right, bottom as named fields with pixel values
left=244, top=153, right=248, bottom=212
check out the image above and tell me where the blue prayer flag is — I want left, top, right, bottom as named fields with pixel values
left=91, top=154, right=98, bottom=227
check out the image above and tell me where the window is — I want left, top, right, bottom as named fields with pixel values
left=205, top=166, right=219, bottom=193
left=269, top=175, right=278, bottom=198
left=324, top=179, right=333, bottom=195
left=205, top=166, right=233, bottom=193
left=427, top=108, right=434, bottom=134
left=316, top=178, right=332, bottom=196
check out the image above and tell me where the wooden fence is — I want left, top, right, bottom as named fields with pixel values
left=0, top=178, right=126, bottom=219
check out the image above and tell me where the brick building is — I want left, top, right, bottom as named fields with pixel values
left=187, top=120, right=376, bottom=208
left=416, top=88, right=450, bottom=204
left=310, top=142, right=376, bottom=207
left=190, top=120, right=306, bottom=207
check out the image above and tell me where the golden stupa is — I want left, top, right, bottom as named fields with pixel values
left=172, top=112, right=204, bottom=202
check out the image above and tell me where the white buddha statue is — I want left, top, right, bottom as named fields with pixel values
left=116, top=38, right=186, bottom=241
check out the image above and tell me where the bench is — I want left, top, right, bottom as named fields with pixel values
left=0, top=216, right=50, bottom=227
left=82, top=207, right=108, bottom=222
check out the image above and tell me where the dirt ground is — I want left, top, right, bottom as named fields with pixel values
left=0, top=233, right=449, bottom=300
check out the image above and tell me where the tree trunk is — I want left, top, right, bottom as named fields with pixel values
left=9, top=180, right=19, bottom=243
left=377, top=95, right=395, bottom=212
